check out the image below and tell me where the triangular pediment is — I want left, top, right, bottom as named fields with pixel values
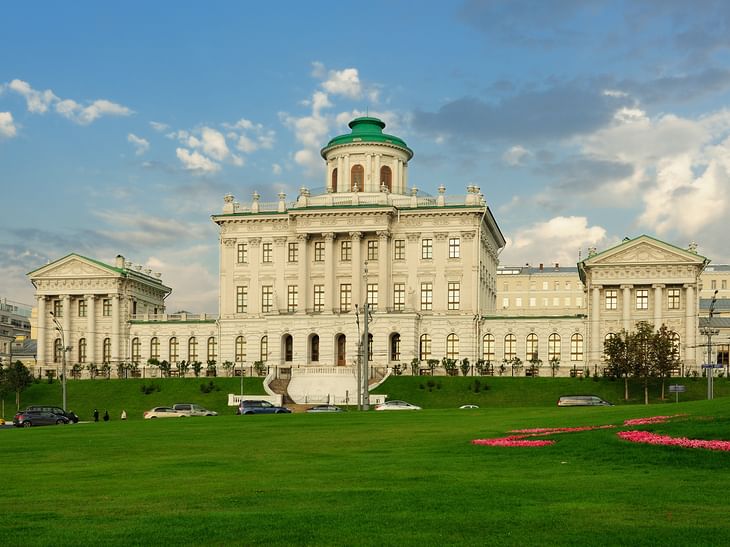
left=28, top=253, right=121, bottom=280
left=584, top=236, right=706, bottom=267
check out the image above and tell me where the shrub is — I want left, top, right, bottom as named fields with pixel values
left=460, top=358, right=470, bottom=376
left=426, top=379, right=436, bottom=392
left=200, top=381, right=220, bottom=394
left=410, top=358, right=420, bottom=376
left=140, top=382, right=160, bottom=395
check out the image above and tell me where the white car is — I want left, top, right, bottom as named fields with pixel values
left=143, top=407, right=187, bottom=419
left=374, top=400, right=422, bottom=411
left=172, top=403, right=218, bottom=416
left=459, top=404, right=479, bottom=409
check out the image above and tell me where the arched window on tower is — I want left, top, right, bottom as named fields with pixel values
left=331, top=167, right=338, bottom=192
left=351, top=164, right=364, bottom=191
left=380, top=166, right=392, bottom=192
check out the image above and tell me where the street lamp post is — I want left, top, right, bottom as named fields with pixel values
left=701, top=290, right=719, bottom=400
left=49, top=311, right=69, bottom=412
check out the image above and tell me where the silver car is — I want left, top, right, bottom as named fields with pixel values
left=374, top=400, right=422, bottom=411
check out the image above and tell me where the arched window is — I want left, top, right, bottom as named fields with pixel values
left=504, top=334, right=516, bottom=360
left=284, top=334, right=293, bottom=362
left=150, top=337, right=160, bottom=360
left=351, top=164, right=364, bottom=191
left=207, top=336, right=217, bottom=362
left=446, top=333, right=459, bottom=359
left=548, top=333, right=561, bottom=362
left=367, top=333, right=373, bottom=361
left=380, top=166, right=392, bottom=192
left=78, top=338, right=87, bottom=363
left=571, top=334, right=584, bottom=361
left=311, top=335, right=320, bottom=362
left=260, top=336, right=268, bottom=362
left=131, top=337, right=141, bottom=364
left=331, top=167, right=338, bottom=192
left=169, top=337, right=179, bottom=364
left=483, top=333, right=495, bottom=363
left=390, top=333, right=401, bottom=361
left=188, top=337, right=198, bottom=362
left=419, top=334, right=431, bottom=361
left=103, top=338, right=111, bottom=364
left=54, top=338, right=62, bottom=363
left=526, top=333, right=538, bottom=362
left=235, top=336, right=246, bottom=362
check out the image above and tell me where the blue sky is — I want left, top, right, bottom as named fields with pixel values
left=3, top=1, right=730, bottom=312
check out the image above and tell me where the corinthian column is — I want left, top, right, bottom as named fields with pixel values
left=350, top=231, right=363, bottom=307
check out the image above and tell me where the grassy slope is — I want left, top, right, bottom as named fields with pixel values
left=1, top=377, right=266, bottom=421
left=372, top=375, right=730, bottom=408
left=1, top=398, right=730, bottom=546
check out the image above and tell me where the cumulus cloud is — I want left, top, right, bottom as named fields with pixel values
left=501, top=216, right=608, bottom=266
left=176, top=147, right=221, bottom=174
left=502, top=145, right=530, bottom=166
left=321, top=68, right=362, bottom=99
left=149, top=121, right=169, bottom=132
left=127, top=133, right=150, bottom=155
left=0, top=112, right=17, bottom=138
left=6, top=79, right=132, bottom=124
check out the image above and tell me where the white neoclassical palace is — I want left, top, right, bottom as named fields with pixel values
left=26, top=117, right=729, bottom=398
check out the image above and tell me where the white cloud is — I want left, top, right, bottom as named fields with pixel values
left=8, top=79, right=57, bottom=113
left=127, top=133, right=150, bottom=155
left=501, top=216, right=607, bottom=265
left=272, top=163, right=282, bottom=175
left=198, top=127, right=230, bottom=161
left=236, top=134, right=257, bottom=153
left=321, top=67, right=362, bottom=99
left=502, top=145, right=530, bottom=166
left=0, top=112, right=17, bottom=138
left=176, top=147, right=221, bottom=174
left=149, top=121, right=169, bottom=132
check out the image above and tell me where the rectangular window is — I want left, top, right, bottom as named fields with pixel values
left=515, top=297, right=522, bottom=307
left=393, top=239, right=405, bottom=260
left=723, top=280, right=728, bottom=290
left=552, top=297, right=560, bottom=306
left=53, top=300, right=63, bottom=317
left=339, top=284, right=352, bottom=312
left=314, top=241, right=325, bottom=262
left=102, top=299, right=111, bottom=317
left=564, top=297, right=571, bottom=306
left=447, top=282, right=460, bottom=310
left=565, top=281, right=571, bottom=290
left=712, top=280, right=717, bottom=289
left=448, top=238, right=460, bottom=259
left=393, top=283, right=405, bottom=311
left=236, top=286, right=248, bottom=313
left=340, top=240, right=352, bottom=262
left=605, top=289, right=617, bottom=310
left=78, top=299, right=87, bottom=317
left=261, top=286, right=273, bottom=313
left=554, top=281, right=560, bottom=291
left=287, top=285, right=298, bottom=312
left=288, top=242, right=298, bottom=263
left=502, top=297, right=509, bottom=308
left=421, top=238, right=433, bottom=259
left=529, top=297, right=536, bottom=307
left=636, top=289, right=649, bottom=310
left=262, top=242, right=273, bottom=263
left=668, top=288, right=680, bottom=310
left=542, top=281, right=549, bottom=290
left=366, top=283, right=378, bottom=310
left=237, top=243, right=248, bottom=264
left=421, top=282, right=433, bottom=311
left=367, top=240, right=378, bottom=261
left=313, top=285, right=325, bottom=312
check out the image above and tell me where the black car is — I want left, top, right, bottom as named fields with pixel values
left=237, top=400, right=291, bottom=415
left=13, top=410, right=71, bottom=427
left=25, top=405, right=79, bottom=423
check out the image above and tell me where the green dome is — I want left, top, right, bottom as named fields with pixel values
left=321, top=117, right=413, bottom=159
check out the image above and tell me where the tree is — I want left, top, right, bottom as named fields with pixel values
left=549, top=357, right=560, bottom=377
left=652, top=324, right=681, bottom=400
left=5, top=361, right=33, bottom=410
left=633, top=321, right=655, bottom=405
left=604, top=330, right=633, bottom=401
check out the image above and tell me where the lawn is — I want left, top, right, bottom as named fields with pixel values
left=2, top=396, right=730, bottom=546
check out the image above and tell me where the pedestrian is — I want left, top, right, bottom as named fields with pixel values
left=103, top=410, right=110, bottom=422
left=93, top=408, right=99, bottom=422
left=121, top=409, right=127, bottom=420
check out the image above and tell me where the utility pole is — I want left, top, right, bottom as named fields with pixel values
left=701, top=290, right=719, bottom=400
left=362, top=261, right=370, bottom=411
left=355, top=304, right=362, bottom=410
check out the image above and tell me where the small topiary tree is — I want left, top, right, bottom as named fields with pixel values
left=549, top=358, right=560, bottom=377
left=460, top=358, right=471, bottom=376
left=191, top=360, right=203, bottom=377
left=410, top=357, right=420, bottom=376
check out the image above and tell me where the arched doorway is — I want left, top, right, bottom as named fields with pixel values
left=282, top=334, right=293, bottom=363
left=336, top=334, right=346, bottom=366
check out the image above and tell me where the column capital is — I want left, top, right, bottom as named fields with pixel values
left=322, top=232, right=336, bottom=241
left=652, top=284, right=665, bottom=289
left=376, top=230, right=390, bottom=240
left=592, top=285, right=602, bottom=291
left=620, top=284, right=633, bottom=290
left=274, top=237, right=287, bottom=247
left=297, top=233, right=309, bottom=242
left=248, top=237, right=262, bottom=247
left=349, top=231, right=362, bottom=241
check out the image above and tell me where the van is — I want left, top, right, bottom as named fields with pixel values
left=557, top=395, right=613, bottom=407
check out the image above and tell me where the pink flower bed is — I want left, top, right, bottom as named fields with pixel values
left=510, top=425, right=615, bottom=435
left=618, top=430, right=730, bottom=451
left=472, top=436, right=555, bottom=447
left=623, top=414, right=686, bottom=426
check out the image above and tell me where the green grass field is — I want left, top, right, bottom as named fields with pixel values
left=2, top=383, right=730, bottom=546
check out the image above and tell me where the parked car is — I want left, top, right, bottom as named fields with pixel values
left=237, top=400, right=291, bottom=415
left=172, top=403, right=218, bottom=416
left=143, top=407, right=188, bottom=419
left=13, top=410, right=70, bottom=427
left=306, top=405, right=343, bottom=413
left=0, top=417, right=5, bottom=425
left=374, top=400, right=422, bottom=411
left=25, top=405, right=79, bottom=423
left=459, top=404, right=479, bottom=409
left=557, top=395, right=614, bottom=407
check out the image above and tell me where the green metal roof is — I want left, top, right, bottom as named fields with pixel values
left=320, top=117, right=413, bottom=159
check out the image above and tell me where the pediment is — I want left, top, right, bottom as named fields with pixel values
left=585, top=237, right=705, bottom=268
left=29, top=255, right=119, bottom=280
